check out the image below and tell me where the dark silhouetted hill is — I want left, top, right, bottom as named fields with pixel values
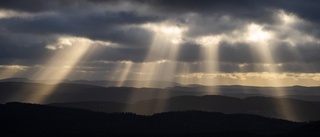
left=68, top=79, right=182, bottom=88
left=2, top=82, right=320, bottom=104
left=50, top=101, right=127, bottom=113
left=51, top=95, right=320, bottom=122
left=0, top=78, right=182, bottom=88
left=287, top=121, right=320, bottom=136
left=2, top=82, right=320, bottom=121
left=0, top=82, right=207, bottom=104
left=2, top=79, right=320, bottom=101
left=168, top=85, right=320, bottom=101
left=1, top=102, right=312, bottom=137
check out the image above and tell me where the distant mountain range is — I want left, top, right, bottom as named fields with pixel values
left=0, top=77, right=183, bottom=88
left=3, top=102, right=320, bottom=137
left=2, top=78, right=320, bottom=101
left=1, top=80, right=320, bottom=104
left=50, top=95, right=320, bottom=122
left=1, top=81, right=320, bottom=121
left=0, top=82, right=203, bottom=104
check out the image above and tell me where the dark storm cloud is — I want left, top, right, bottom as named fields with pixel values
left=218, top=42, right=256, bottom=64
left=218, top=41, right=320, bottom=64
left=1, top=0, right=320, bottom=24
left=184, top=14, right=248, bottom=37
left=0, top=0, right=320, bottom=74
left=0, top=9, right=159, bottom=63
left=0, top=11, right=158, bottom=44
left=89, top=46, right=148, bottom=62
left=177, top=43, right=201, bottom=62
left=132, top=0, right=320, bottom=39
left=103, top=27, right=153, bottom=48
left=132, top=0, right=280, bottom=25
left=134, top=0, right=320, bottom=22
left=0, top=0, right=95, bottom=13
left=135, top=0, right=270, bottom=12
left=3, top=0, right=319, bottom=24
left=0, top=0, right=60, bottom=12
left=276, top=0, right=320, bottom=23
left=0, top=32, right=56, bottom=65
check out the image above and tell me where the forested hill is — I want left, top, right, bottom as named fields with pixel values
left=50, top=95, right=320, bottom=122
left=1, top=102, right=320, bottom=137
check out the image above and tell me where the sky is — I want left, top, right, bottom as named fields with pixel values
left=1, top=0, right=320, bottom=87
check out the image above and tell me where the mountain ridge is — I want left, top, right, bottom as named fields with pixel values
left=1, top=102, right=310, bottom=137
left=49, top=95, right=320, bottom=122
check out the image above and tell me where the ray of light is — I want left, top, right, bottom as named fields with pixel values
left=175, top=62, right=192, bottom=85
left=195, top=35, right=222, bottom=94
left=196, top=35, right=221, bottom=73
left=132, top=22, right=187, bottom=87
left=109, top=61, right=134, bottom=87
left=123, top=22, right=187, bottom=113
left=277, top=10, right=319, bottom=76
left=245, top=23, right=299, bottom=121
left=116, top=61, right=134, bottom=87
left=23, top=36, right=112, bottom=103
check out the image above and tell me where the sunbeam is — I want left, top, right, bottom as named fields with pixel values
left=114, top=61, right=134, bottom=87
left=195, top=35, right=222, bottom=94
left=245, top=23, right=298, bottom=121
left=132, top=22, right=187, bottom=87
left=23, top=36, right=113, bottom=103
left=123, top=22, right=188, bottom=113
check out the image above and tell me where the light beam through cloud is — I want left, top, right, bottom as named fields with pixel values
left=23, top=36, right=113, bottom=103
left=245, top=22, right=298, bottom=121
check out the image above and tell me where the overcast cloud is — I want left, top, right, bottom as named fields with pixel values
left=1, top=0, right=320, bottom=86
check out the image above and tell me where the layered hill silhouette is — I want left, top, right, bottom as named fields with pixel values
left=0, top=82, right=204, bottom=104
left=1, top=82, right=320, bottom=121
left=2, top=81, right=320, bottom=104
left=0, top=78, right=182, bottom=88
left=2, top=78, right=320, bottom=99
left=3, top=102, right=319, bottom=137
left=50, top=95, right=320, bottom=122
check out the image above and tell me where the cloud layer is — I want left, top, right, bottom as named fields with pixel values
left=1, top=0, right=320, bottom=86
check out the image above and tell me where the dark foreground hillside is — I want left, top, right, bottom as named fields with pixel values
left=50, top=95, right=320, bottom=122
left=1, top=103, right=320, bottom=137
